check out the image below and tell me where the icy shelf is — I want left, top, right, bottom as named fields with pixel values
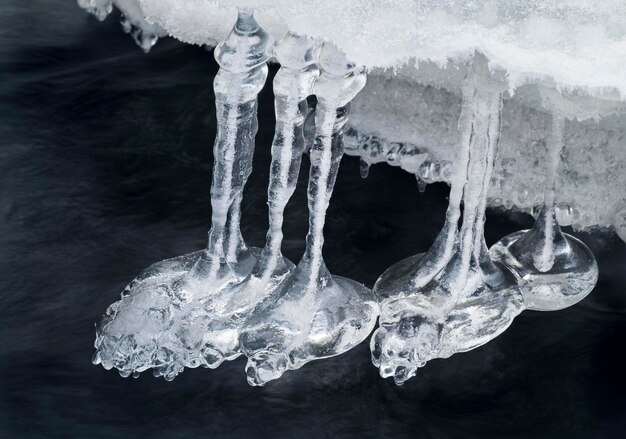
left=136, top=0, right=626, bottom=98
left=82, top=1, right=626, bottom=97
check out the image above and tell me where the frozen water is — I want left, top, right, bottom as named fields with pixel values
left=93, top=10, right=271, bottom=379
left=239, top=43, right=379, bottom=386
left=77, top=0, right=112, bottom=21
left=173, top=31, right=323, bottom=370
left=371, top=55, right=524, bottom=385
left=78, top=0, right=626, bottom=235
left=489, top=105, right=598, bottom=311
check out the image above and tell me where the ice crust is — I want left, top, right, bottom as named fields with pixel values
left=134, top=0, right=626, bottom=99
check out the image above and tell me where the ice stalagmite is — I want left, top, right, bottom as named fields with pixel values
left=371, top=54, right=524, bottom=385
left=490, top=88, right=598, bottom=311
left=92, top=9, right=271, bottom=380
left=240, top=43, right=379, bottom=386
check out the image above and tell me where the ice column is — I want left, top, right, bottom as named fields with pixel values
left=371, top=55, right=524, bottom=385
left=240, top=43, right=379, bottom=386
left=373, top=74, right=478, bottom=301
left=92, top=10, right=272, bottom=380
left=166, top=33, right=323, bottom=371
left=489, top=89, right=598, bottom=311
left=253, top=33, right=321, bottom=284
left=185, top=9, right=271, bottom=289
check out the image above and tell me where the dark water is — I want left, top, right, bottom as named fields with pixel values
left=1, top=2, right=626, bottom=438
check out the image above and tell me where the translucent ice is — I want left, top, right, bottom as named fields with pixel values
left=83, top=0, right=621, bottom=386
left=240, top=43, right=379, bottom=386
left=371, top=55, right=524, bottom=385
left=170, top=32, right=323, bottom=370
left=77, top=0, right=113, bottom=21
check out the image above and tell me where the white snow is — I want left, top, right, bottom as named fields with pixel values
left=135, top=0, right=626, bottom=100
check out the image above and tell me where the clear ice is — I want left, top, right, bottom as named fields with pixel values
left=489, top=92, right=598, bottom=311
left=239, top=43, right=379, bottom=386
left=371, top=55, right=524, bottom=385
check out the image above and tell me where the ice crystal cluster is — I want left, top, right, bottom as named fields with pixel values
left=82, top=0, right=625, bottom=385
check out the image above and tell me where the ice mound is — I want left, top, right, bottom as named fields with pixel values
left=92, top=12, right=379, bottom=384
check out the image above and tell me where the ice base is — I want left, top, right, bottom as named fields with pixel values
left=92, top=246, right=277, bottom=380
left=372, top=258, right=524, bottom=385
left=240, top=262, right=379, bottom=386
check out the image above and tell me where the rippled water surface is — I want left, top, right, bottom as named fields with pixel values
left=1, top=2, right=626, bottom=438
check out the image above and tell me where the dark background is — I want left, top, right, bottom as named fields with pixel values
left=1, top=2, right=626, bottom=438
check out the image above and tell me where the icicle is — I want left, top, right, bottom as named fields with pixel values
left=254, top=33, right=321, bottom=282
left=120, top=12, right=159, bottom=53
left=373, top=65, right=479, bottom=303
left=240, top=43, right=378, bottom=386
left=489, top=88, right=598, bottom=311
left=416, top=176, right=427, bottom=192
left=371, top=54, right=524, bottom=385
left=184, top=8, right=271, bottom=288
left=91, top=9, right=272, bottom=381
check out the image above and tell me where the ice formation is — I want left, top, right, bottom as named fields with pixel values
left=240, top=42, right=378, bottom=386
left=93, top=9, right=272, bottom=379
left=83, top=0, right=624, bottom=385
left=79, top=0, right=166, bottom=51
